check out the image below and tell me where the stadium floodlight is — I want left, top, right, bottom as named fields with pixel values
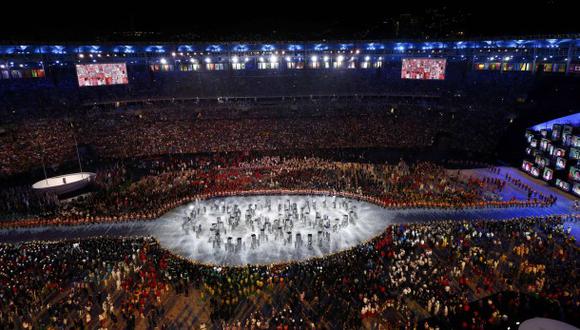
left=270, top=55, right=278, bottom=63
left=205, top=57, right=212, bottom=63
left=311, top=55, right=318, bottom=62
left=231, top=56, right=239, bottom=63
left=160, top=58, right=167, bottom=64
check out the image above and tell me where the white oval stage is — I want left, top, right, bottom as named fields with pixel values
left=519, top=318, right=579, bottom=330
left=32, top=172, right=96, bottom=195
left=154, top=194, right=393, bottom=266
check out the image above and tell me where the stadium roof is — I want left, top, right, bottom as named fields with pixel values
left=0, top=37, right=578, bottom=55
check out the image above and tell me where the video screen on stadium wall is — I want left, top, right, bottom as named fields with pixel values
left=556, top=157, right=567, bottom=170
left=572, top=135, right=580, bottom=147
left=573, top=182, right=580, bottom=196
left=556, top=179, right=571, bottom=192
left=522, top=160, right=533, bottom=172
left=401, top=58, right=446, bottom=80
left=569, top=166, right=580, bottom=182
left=543, top=167, right=554, bottom=181
left=76, top=63, right=128, bottom=87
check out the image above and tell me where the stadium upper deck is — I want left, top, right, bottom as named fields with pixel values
left=0, top=36, right=578, bottom=115
left=0, top=36, right=578, bottom=71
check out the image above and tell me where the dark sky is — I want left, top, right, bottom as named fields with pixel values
left=0, top=0, right=576, bottom=42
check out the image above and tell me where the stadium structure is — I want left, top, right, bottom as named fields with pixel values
left=0, top=34, right=578, bottom=329
left=1, top=37, right=579, bottom=103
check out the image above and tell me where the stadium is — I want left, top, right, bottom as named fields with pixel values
left=0, top=5, right=579, bottom=330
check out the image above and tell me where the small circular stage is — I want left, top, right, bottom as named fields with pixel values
left=154, top=194, right=393, bottom=266
left=32, top=172, right=96, bottom=195
left=519, top=318, right=579, bottom=330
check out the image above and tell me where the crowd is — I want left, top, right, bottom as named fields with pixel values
left=1, top=51, right=577, bottom=328
left=0, top=97, right=511, bottom=176
left=1, top=215, right=577, bottom=329
left=0, top=156, right=553, bottom=228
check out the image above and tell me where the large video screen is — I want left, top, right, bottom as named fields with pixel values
left=401, top=58, right=446, bottom=80
left=76, top=63, right=128, bottom=87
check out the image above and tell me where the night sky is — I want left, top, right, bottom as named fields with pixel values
left=0, top=0, right=576, bottom=42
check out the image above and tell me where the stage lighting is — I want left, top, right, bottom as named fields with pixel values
left=160, top=58, right=167, bottom=64
left=311, top=55, right=318, bottom=62
left=270, top=55, right=278, bottom=63
left=231, top=56, right=239, bottom=63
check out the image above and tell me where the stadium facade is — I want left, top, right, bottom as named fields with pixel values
left=0, top=37, right=578, bottom=64
left=0, top=36, right=578, bottom=107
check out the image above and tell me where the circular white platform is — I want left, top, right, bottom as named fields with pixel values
left=154, top=194, right=393, bottom=266
left=519, top=318, right=579, bottom=330
left=32, top=172, right=96, bottom=195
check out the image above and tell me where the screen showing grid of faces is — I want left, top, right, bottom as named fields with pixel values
left=401, top=58, right=446, bottom=80
left=76, top=63, right=128, bottom=87
left=523, top=124, right=580, bottom=196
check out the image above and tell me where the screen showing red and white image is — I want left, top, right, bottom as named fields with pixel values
left=401, top=58, right=446, bottom=80
left=76, top=63, right=128, bottom=87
